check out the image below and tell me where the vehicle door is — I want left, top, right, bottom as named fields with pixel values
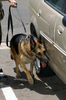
left=36, top=0, right=60, bottom=63
left=54, top=0, right=66, bottom=82
left=37, top=0, right=66, bottom=83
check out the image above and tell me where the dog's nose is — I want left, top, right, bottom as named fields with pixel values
left=43, top=50, right=46, bottom=55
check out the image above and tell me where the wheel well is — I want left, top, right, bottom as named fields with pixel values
left=30, top=23, right=37, bottom=38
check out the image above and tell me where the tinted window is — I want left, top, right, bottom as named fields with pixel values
left=46, top=0, right=65, bottom=13
left=61, top=0, right=66, bottom=14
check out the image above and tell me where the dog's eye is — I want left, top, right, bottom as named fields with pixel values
left=43, top=51, right=46, bottom=54
left=38, top=45, right=41, bottom=49
left=38, top=52, right=42, bottom=56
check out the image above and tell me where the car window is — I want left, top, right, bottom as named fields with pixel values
left=45, top=0, right=66, bottom=14
left=61, top=0, right=66, bottom=14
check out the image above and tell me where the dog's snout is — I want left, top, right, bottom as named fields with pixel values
left=44, top=58, right=48, bottom=63
left=39, top=55, right=48, bottom=64
left=43, top=55, right=48, bottom=63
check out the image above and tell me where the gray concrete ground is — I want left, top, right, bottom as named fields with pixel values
left=0, top=0, right=66, bottom=100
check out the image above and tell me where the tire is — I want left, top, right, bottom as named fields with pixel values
left=35, top=59, right=55, bottom=78
left=30, top=23, right=37, bottom=38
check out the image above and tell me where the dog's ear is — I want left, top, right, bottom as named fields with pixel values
left=37, top=35, right=41, bottom=42
left=30, top=36, right=36, bottom=50
left=38, top=35, right=43, bottom=43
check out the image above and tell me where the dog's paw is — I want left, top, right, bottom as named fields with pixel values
left=28, top=75, right=34, bottom=85
left=16, top=74, right=21, bottom=78
left=32, top=75, right=35, bottom=84
left=28, top=78, right=34, bottom=85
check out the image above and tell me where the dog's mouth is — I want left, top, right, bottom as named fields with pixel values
left=38, top=55, right=48, bottom=64
left=37, top=56, right=48, bottom=68
left=38, top=56, right=48, bottom=68
left=38, top=58, right=48, bottom=63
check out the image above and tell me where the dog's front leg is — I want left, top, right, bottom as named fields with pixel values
left=18, top=59, right=34, bottom=85
left=30, top=61, right=35, bottom=76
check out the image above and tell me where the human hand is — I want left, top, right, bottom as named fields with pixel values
left=8, top=0, right=17, bottom=8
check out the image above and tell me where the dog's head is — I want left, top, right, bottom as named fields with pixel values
left=30, top=36, right=48, bottom=63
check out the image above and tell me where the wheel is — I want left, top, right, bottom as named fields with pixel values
left=35, top=58, right=55, bottom=77
left=35, top=58, right=41, bottom=74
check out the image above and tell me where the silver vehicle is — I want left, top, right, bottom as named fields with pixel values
left=29, top=0, right=66, bottom=84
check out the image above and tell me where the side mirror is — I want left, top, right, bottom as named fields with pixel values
left=62, top=16, right=66, bottom=27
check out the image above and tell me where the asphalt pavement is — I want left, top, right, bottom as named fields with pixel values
left=0, top=0, right=66, bottom=100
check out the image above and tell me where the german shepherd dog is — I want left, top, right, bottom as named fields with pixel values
left=10, top=34, right=47, bottom=84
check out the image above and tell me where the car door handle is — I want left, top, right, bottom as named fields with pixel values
left=37, top=9, right=42, bottom=16
left=57, top=25, right=64, bottom=35
left=57, top=30, right=62, bottom=35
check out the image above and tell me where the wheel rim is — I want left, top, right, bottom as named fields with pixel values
left=35, top=58, right=41, bottom=74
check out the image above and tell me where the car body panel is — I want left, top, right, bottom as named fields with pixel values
left=29, top=0, right=40, bottom=35
left=29, top=0, right=66, bottom=84
left=36, top=0, right=59, bottom=63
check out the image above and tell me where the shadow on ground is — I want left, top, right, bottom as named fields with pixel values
left=1, top=70, right=66, bottom=100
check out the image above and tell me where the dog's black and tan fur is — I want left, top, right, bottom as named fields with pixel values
left=10, top=34, right=47, bottom=84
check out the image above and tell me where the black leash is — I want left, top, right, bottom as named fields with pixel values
left=6, top=3, right=27, bottom=47
left=16, top=7, right=27, bottom=33
left=6, top=5, right=13, bottom=47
